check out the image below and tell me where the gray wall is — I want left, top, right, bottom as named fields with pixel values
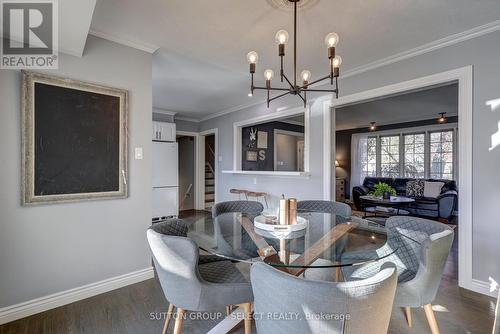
left=199, top=30, right=500, bottom=285
left=0, top=36, right=153, bottom=307
left=175, top=119, right=200, bottom=132
left=200, top=94, right=327, bottom=208
left=177, top=136, right=195, bottom=211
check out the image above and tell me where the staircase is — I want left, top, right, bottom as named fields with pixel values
left=204, top=162, right=215, bottom=210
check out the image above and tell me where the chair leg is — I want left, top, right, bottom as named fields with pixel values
left=403, top=307, right=412, bottom=328
left=173, top=308, right=186, bottom=334
left=162, top=304, right=175, bottom=334
left=238, top=303, right=252, bottom=334
left=423, top=304, right=440, bottom=334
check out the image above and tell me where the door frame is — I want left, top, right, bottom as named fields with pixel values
left=176, top=131, right=201, bottom=211
left=324, top=66, right=479, bottom=295
left=199, top=128, right=219, bottom=210
left=273, top=129, right=305, bottom=172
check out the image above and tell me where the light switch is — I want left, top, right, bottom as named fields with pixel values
left=134, top=147, right=143, bottom=160
left=253, top=177, right=257, bottom=185
left=218, top=155, right=223, bottom=162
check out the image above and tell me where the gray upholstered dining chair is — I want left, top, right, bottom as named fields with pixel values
left=297, top=200, right=352, bottom=281
left=151, top=219, right=227, bottom=265
left=251, top=262, right=397, bottom=334
left=147, top=226, right=254, bottom=334
left=342, top=216, right=454, bottom=334
left=212, top=200, right=264, bottom=218
left=297, top=200, right=352, bottom=219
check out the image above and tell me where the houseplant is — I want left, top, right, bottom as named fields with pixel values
left=371, top=182, right=397, bottom=199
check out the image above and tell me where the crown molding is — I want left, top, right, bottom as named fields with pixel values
left=174, top=115, right=201, bottom=122
left=88, top=29, right=160, bottom=54
left=153, top=108, right=177, bottom=116
left=197, top=19, right=500, bottom=122
left=341, top=19, right=500, bottom=80
left=198, top=99, right=268, bottom=122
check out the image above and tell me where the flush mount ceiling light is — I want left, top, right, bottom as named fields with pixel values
left=369, top=122, right=377, bottom=131
left=246, top=0, right=342, bottom=108
left=438, top=112, right=447, bottom=123
left=266, top=0, right=320, bottom=11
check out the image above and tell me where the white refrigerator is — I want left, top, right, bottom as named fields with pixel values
left=152, top=141, right=179, bottom=220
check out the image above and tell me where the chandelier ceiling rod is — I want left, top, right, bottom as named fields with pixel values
left=246, top=0, right=342, bottom=108
left=293, top=0, right=297, bottom=88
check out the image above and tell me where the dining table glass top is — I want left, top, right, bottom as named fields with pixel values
left=187, top=210, right=397, bottom=273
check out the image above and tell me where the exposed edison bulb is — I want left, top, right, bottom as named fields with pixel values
left=275, top=30, right=290, bottom=45
left=332, top=55, right=342, bottom=68
left=264, top=69, right=274, bottom=81
left=301, top=70, right=312, bottom=82
left=246, top=51, right=259, bottom=64
left=324, top=32, right=339, bottom=47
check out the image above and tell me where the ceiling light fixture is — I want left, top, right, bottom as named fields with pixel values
left=246, top=0, right=342, bottom=108
left=369, top=122, right=376, bottom=131
left=438, top=112, right=446, bottom=123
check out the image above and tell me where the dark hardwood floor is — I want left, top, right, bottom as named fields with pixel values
left=1, top=210, right=495, bottom=334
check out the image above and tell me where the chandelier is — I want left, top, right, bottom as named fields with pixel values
left=246, top=0, right=342, bottom=108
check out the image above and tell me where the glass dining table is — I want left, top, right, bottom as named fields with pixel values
left=187, top=210, right=396, bottom=277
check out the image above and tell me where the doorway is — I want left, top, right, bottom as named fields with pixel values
left=199, top=129, right=218, bottom=211
left=325, top=66, right=475, bottom=294
left=176, top=131, right=200, bottom=215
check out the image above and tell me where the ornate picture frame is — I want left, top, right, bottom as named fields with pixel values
left=21, top=71, right=129, bottom=205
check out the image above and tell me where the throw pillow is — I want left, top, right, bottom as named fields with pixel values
left=423, top=181, right=445, bottom=198
left=406, top=180, right=424, bottom=197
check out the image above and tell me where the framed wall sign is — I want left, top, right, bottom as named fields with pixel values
left=257, top=131, right=268, bottom=149
left=246, top=150, right=258, bottom=162
left=21, top=71, right=129, bottom=205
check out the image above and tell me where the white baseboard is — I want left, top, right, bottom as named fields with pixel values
left=0, top=267, right=154, bottom=325
left=470, top=279, right=497, bottom=298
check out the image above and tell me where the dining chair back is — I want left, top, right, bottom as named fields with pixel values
left=297, top=200, right=352, bottom=219
left=342, top=216, right=454, bottom=334
left=251, top=262, right=397, bottom=334
left=212, top=200, right=264, bottom=218
left=147, top=228, right=253, bottom=333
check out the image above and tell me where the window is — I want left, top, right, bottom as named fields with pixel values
left=430, top=130, right=454, bottom=179
left=360, top=137, right=377, bottom=180
left=380, top=135, right=400, bottom=177
left=355, top=126, right=456, bottom=181
left=404, top=133, right=425, bottom=178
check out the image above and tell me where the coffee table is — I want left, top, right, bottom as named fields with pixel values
left=359, top=195, right=415, bottom=219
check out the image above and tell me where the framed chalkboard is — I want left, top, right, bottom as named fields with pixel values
left=21, top=71, right=128, bottom=205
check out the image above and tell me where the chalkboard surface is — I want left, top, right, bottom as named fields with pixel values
left=34, top=82, right=120, bottom=196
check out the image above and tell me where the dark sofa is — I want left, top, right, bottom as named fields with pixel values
left=352, top=177, right=458, bottom=220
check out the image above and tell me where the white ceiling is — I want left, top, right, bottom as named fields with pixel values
left=336, top=84, right=458, bottom=130
left=89, top=0, right=500, bottom=119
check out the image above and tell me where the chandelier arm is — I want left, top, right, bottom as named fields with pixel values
left=280, top=56, right=284, bottom=83
left=253, top=86, right=291, bottom=92
left=282, top=73, right=295, bottom=89
left=268, top=90, right=292, bottom=103
left=335, top=76, right=339, bottom=98
left=300, top=88, right=338, bottom=93
left=296, top=90, right=306, bottom=104
left=298, top=74, right=331, bottom=90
